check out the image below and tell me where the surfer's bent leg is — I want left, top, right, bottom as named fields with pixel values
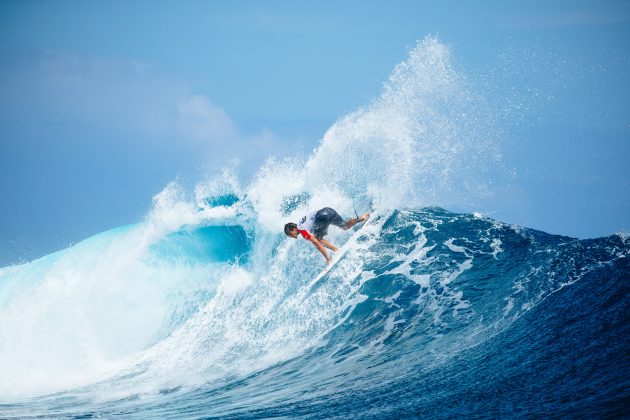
left=314, top=208, right=345, bottom=230
left=313, top=207, right=340, bottom=238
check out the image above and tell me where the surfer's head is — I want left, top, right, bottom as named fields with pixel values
left=284, top=223, right=299, bottom=238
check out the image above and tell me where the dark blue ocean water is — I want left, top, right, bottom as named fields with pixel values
left=1, top=207, right=628, bottom=419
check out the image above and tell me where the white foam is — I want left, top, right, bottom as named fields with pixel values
left=217, top=267, right=253, bottom=296
left=491, top=238, right=503, bottom=258
left=445, top=238, right=467, bottom=253
left=0, top=226, right=178, bottom=398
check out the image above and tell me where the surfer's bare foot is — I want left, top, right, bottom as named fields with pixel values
left=359, top=212, right=370, bottom=222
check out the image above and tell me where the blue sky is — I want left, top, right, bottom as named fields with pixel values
left=1, top=0, right=629, bottom=265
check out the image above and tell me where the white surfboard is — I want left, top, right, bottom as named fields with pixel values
left=302, top=218, right=369, bottom=298
left=304, top=242, right=351, bottom=291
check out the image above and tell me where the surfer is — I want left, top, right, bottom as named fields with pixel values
left=284, top=207, right=369, bottom=264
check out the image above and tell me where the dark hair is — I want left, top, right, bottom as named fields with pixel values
left=284, top=222, right=297, bottom=235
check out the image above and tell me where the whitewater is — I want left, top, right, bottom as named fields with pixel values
left=1, top=37, right=628, bottom=418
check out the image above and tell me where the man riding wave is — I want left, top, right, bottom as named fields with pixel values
left=284, top=207, right=369, bottom=264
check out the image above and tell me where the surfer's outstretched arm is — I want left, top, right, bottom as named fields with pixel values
left=309, top=236, right=332, bottom=265
left=319, top=238, right=338, bottom=252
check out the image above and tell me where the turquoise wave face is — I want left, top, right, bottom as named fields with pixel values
left=1, top=206, right=627, bottom=418
left=150, top=225, right=252, bottom=265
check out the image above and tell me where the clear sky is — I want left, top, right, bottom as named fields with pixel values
left=1, top=0, right=629, bottom=266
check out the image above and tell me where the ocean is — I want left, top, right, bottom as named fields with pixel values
left=1, top=37, right=628, bottom=419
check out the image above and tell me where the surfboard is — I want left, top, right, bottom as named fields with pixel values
left=304, top=241, right=351, bottom=295
left=302, top=216, right=370, bottom=299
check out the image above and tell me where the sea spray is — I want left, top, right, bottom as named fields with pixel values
left=304, top=36, right=501, bottom=211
